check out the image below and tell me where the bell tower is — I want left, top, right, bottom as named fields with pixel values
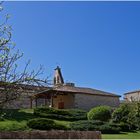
left=53, top=66, right=64, bottom=86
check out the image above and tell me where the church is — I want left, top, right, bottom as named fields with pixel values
left=6, top=66, right=121, bottom=110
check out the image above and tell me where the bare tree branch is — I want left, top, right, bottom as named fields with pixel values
left=0, top=3, right=49, bottom=108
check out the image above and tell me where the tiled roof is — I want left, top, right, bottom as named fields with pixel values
left=124, top=89, right=140, bottom=95
left=38, top=85, right=120, bottom=97
left=0, top=81, right=120, bottom=97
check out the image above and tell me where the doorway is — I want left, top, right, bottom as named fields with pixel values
left=58, top=102, right=64, bottom=109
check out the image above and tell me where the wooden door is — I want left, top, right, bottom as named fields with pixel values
left=58, top=102, right=64, bottom=109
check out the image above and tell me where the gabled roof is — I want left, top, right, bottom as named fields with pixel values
left=35, top=85, right=121, bottom=97
left=124, top=89, right=140, bottom=95
left=55, top=85, right=120, bottom=97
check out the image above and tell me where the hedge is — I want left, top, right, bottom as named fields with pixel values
left=27, top=118, right=67, bottom=130
left=98, top=124, right=120, bottom=134
left=34, top=107, right=87, bottom=121
left=69, top=120, right=104, bottom=131
left=69, top=120, right=120, bottom=134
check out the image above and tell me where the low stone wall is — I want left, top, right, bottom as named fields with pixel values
left=0, top=130, right=101, bottom=139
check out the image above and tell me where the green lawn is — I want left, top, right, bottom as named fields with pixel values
left=0, top=109, right=71, bottom=131
left=102, top=131, right=140, bottom=139
left=0, top=109, right=140, bottom=139
left=0, top=109, right=35, bottom=131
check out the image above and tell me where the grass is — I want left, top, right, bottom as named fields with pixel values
left=0, top=120, right=28, bottom=131
left=0, top=109, right=70, bottom=131
left=0, top=108, right=140, bottom=139
left=2, top=109, right=35, bottom=121
left=54, top=119, right=71, bottom=129
left=0, top=109, right=35, bottom=131
left=102, top=131, right=140, bottom=139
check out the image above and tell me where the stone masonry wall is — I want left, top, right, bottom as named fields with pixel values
left=124, top=92, right=140, bottom=101
left=74, top=93, right=120, bottom=110
left=53, top=94, right=75, bottom=109
left=4, top=92, right=120, bottom=110
left=4, top=92, right=35, bottom=109
left=0, top=130, right=101, bottom=139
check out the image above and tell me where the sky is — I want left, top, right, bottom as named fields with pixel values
left=2, top=1, right=140, bottom=98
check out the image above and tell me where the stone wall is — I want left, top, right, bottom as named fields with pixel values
left=53, top=93, right=75, bottom=109
left=124, top=92, right=140, bottom=101
left=74, top=93, right=120, bottom=110
left=4, top=92, right=35, bottom=109
left=5, top=93, right=51, bottom=109
left=0, top=130, right=101, bottom=139
left=5, top=94, right=50, bottom=109
left=4, top=91, right=120, bottom=110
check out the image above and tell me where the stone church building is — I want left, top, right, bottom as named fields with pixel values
left=6, top=66, right=120, bottom=110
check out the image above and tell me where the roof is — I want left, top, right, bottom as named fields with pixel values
left=35, top=85, right=121, bottom=97
left=124, top=89, right=140, bottom=95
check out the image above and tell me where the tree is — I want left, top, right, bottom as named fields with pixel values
left=112, top=102, right=140, bottom=130
left=0, top=2, right=48, bottom=108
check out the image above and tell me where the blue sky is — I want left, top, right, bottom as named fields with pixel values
left=2, top=1, right=140, bottom=98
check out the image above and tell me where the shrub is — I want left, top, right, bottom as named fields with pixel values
left=108, top=122, right=119, bottom=127
left=27, top=118, right=67, bottom=130
left=27, top=118, right=55, bottom=130
left=69, top=120, right=104, bottom=131
left=34, top=107, right=87, bottom=121
left=0, top=112, right=6, bottom=121
left=69, top=120, right=120, bottom=134
left=118, top=122, right=131, bottom=132
left=87, top=106, right=112, bottom=121
left=98, top=124, right=120, bottom=134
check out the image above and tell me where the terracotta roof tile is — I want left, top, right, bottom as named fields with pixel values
left=38, top=85, right=120, bottom=97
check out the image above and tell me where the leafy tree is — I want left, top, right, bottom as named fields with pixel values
left=112, top=102, right=140, bottom=130
left=128, top=102, right=140, bottom=130
left=0, top=2, right=48, bottom=108
left=112, top=103, right=131, bottom=123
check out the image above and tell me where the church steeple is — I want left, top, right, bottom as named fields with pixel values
left=53, top=66, right=64, bottom=86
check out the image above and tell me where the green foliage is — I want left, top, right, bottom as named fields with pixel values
left=1, top=109, right=35, bottom=121
left=0, top=112, right=6, bottom=121
left=87, top=106, right=112, bottom=121
left=27, top=118, right=54, bottom=130
left=0, top=120, right=29, bottom=131
left=69, top=120, right=120, bottom=134
left=112, top=103, right=131, bottom=123
left=0, top=109, right=36, bottom=131
left=69, top=120, right=105, bottom=131
left=27, top=118, right=67, bottom=130
left=112, top=102, right=140, bottom=130
left=130, top=102, right=140, bottom=130
left=118, top=122, right=131, bottom=132
left=34, top=107, right=87, bottom=121
left=98, top=123, right=120, bottom=134
left=0, top=109, right=71, bottom=131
